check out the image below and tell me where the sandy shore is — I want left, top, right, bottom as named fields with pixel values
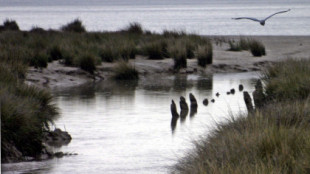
left=25, top=36, right=310, bottom=89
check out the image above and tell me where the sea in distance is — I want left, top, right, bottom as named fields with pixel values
left=1, top=0, right=310, bottom=35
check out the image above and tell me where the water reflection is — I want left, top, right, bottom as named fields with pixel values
left=3, top=72, right=260, bottom=174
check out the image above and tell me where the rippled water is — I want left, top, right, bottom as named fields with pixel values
left=1, top=0, right=310, bottom=35
left=2, top=72, right=260, bottom=174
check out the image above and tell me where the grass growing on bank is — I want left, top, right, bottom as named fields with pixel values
left=0, top=20, right=213, bottom=76
left=196, top=44, right=213, bottom=67
left=228, top=37, right=266, bottom=57
left=263, top=59, right=310, bottom=101
left=172, top=59, right=310, bottom=174
left=112, top=61, right=139, bottom=80
left=1, top=53, right=58, bottom=162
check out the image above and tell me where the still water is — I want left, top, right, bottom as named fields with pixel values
left=1, top=0, right=310, bottom=35
left=2, top=72, right=260, bottom=174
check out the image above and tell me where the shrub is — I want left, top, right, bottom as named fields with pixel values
left=78, top=55, right=97, bottom=74
left=61, top=19, right=86, bottom=33
left=197, top=44, right=213, bottom=67
left=123, top=22, right=143, bottom=34
left=1, top=19, right=20, bottom=31
left=113, top=61, right=139, bottom=80
left=249, top=39, right=266, bottom=57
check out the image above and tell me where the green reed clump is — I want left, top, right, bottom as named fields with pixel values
left=228, top=37, right=266, bottom=57
left=197, top=44, right=213, bottom=67
left=228, top=37, right=250, bottom=51
left=120, top=42, right=137, bottom=60
left=0, top=19, right=20, bottom=31
left=113, top=61, right=139, bottom=80
left=169, top=42, right=187, bottom=70
left=99, top=45, right=120, bottom=62
left=249, top=39, right=266, bottom=57
left=78, top=54, right=97, bottom=74
left=144, top=41, right=165, bottom=59
left=263, top=59, right=310, bottom=101
left=123, top=22, right=144, bottom=34
left=172, top=100, right=310, bottom=174
left=61, top=19, right=86, bottom=33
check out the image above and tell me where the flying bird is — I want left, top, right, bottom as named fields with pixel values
left=232, top=9, right=290, bottom=26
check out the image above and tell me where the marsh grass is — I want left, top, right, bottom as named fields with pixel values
left=172, top=100, right=310, bottom=174
left=228, top=37, right=266, bottom=57
left=263, top=59, right=310, bottom=101
left=1, top=53, right=58, bottom=162
left=249, top=39, right=266, bottom=57
left=0, top=20, right=212, bottom=73
left=196, top=44, right=213, bottom=67
left=123, top=22, right=144, bottom=34
left=113, top=61, right=139, bottom=80
left=61, top=19, right=86, bottom=33
left=78, top=54, right=97, bottom=74
left=172, top=59, right=310, bottom=174
left=169, top=42, right=187, bottom=70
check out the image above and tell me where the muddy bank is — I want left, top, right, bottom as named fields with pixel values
left=26, top=36, right=310, bottom=89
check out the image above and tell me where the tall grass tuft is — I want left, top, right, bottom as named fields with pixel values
left=123, top=22, right=143, bottom=34
left=196, top=44, right=213, bottom=67
left=249, top=39, right=266, bottom=57
left=263, top=59, right=310, bottom=101
left=113, top=61, right=139, bottom=80
left=228, top=37, right=266, bottom=57
left=61, top=19, right=86, bottom=33
left=144, top=42, right=165, bottom=60
left=169, top=42, right=187, bottom=70
left=78, top=54, right=97, bottom=74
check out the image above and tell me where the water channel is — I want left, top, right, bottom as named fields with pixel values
left=2, top=71, right=260, bottom=174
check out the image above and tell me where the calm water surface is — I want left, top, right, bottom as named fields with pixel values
left=1, top=0, right=310, bottom=35
left=2, top=72, right=260, bottom=174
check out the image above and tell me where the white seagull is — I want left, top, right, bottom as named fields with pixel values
left=232, top=9, right=291, bottom=26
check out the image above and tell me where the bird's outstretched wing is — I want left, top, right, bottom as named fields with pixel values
left=232, top=17, right=261, bottom=22
left=264, top=9, right=290, bottom=21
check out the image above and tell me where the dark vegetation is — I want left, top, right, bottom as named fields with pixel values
left=112, top=61, right=139, bottom=80
left=1, top=50, right=58, bottom=162
left=0, top=20, right=212, bottom=75
left=228, top=37, right=266, bottom=57
left=172, top=59, right=310, bottom=174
